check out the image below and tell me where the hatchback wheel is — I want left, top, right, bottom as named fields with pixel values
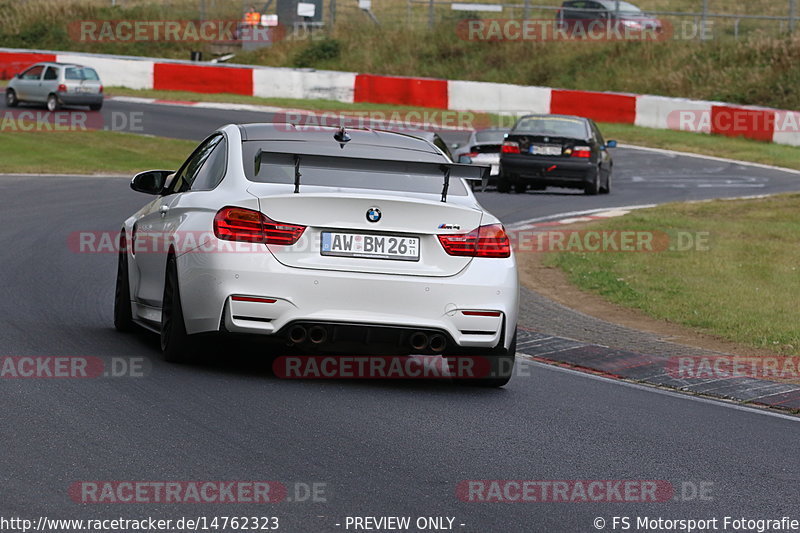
left=5, top=89, right=18, bottom=108
left=46, top=94, right=60, bottom=112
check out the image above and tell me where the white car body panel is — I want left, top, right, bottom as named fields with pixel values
left=122, top=124, right=519, bottom=351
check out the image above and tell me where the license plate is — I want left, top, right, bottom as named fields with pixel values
left=321, top=232, right=420, bottom=261
left=530, top=144, right=562, bottom=156
left=76, top=87, right=95, bottom=94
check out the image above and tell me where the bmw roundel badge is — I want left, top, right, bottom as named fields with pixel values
left=366, top=207, right=381, bottom=223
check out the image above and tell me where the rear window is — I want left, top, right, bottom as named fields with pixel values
left=242, top=144, right=467, bottom=197
left=512, top=117, right=589, bottom=139
left=65, top=67, right=100, bottom=81
left=474, top=130, right=507, bottom=144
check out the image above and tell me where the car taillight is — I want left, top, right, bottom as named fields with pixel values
left=438, top=224, right=511, bottom=258
left=214, top=206, right=305, bottom=245
left=501, top=141, right=520, bottom=154
left=99, top=85, right=104, bottom=94
left=571, top=146, right=592, bottom=158
left=57, top=84, right=67, bottom=93
left=459, top=152, right=479, bottom=159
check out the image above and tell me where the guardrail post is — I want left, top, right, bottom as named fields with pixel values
left=790, top=0, right=797, bottom=32
left=524, top=0, right=531, bottom=18
left=700, top=0, right=708, bottom=40
left=428, top=0, right=435, bottom=29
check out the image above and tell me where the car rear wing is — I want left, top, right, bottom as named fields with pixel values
left=254, top=150, right=488, bottom=202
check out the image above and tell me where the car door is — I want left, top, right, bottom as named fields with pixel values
left=14, top=65, right=44, bottom=101
left=40, top=66, right=59, bottom=102
left=132, top=134, right=226, bottom=309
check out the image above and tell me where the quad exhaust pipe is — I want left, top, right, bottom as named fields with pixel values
left=409, top=331, right=448, bottom=353
left=429, top=334, right=447, bottom=353
left=308, top=325, right=328, bottom=345
left=288, top=325, right=307, bottom=344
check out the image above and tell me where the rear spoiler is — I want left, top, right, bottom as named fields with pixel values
left=254, top=150, right=489, bottom=202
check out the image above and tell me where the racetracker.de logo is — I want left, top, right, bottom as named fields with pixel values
left=273, top=355, right=496, bottom=380
left=68, top=481, right=287, bottom=504
left=456, top=19, right=672, bottom=42
left=68, top=20, right=286, bottom=44
left=456, top=480, right=674, bottom=502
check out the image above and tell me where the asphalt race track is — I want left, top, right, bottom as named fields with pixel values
left=1, top=100, right=800, bottom=531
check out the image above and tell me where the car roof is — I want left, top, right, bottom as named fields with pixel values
left=514, top=114, right=590, bottom=124
left=237, top=124, right=448, bottom=161
left=29, top=62, right=93, bottom=69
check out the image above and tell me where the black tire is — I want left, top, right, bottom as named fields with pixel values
left=161, top=255, right=194, bottom=363
left=600, top=168, right=612, bottom=194
left=5, top=89, right=18, bottom=108
left=497, top=174, right=511, bottom=193
left=451, top=332, right=516, bottom=388
left=89, top=102, right=103, bottom=111
left=46, top=93, right=60, bottom=112
left=113, top=236, right=135, bottom=333
left=584, top=167, right=600, bottom=195
left=514, top=181, right=527, bottom=194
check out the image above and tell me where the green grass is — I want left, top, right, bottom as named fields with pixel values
left=0, top=129, right=194, bottom=174
left=543, top=195, right=800, bottom=355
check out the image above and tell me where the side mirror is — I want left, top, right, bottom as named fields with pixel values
left=15, top=73, right=21, bottom=79
left=606, top=140, right=618, bottom=148
left=458, top=155, right=473, bottom=164
left=130, top=170, right=174, bottom=195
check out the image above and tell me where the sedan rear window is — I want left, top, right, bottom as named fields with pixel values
left=242, top=145, right=467, bottom=197
left=65, top=67, right=100, bottom=81
left=474, top=130, right=507, bottom=144
left=512, top=117, right=589, bottom=139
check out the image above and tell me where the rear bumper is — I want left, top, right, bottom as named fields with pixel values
left=501, top=154, right=594, bottom=187
left=58, top=93, right=103, bottom=106
left=176, top=245, right=519, bottom=351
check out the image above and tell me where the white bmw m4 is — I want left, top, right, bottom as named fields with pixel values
left=115, top=124, right=519, bottom=386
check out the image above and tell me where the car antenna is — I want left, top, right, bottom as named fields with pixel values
left=334, top=126, right=351, bottom=148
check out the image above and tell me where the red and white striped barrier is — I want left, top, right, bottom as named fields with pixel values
left=2, top=47, right=798, bottom=147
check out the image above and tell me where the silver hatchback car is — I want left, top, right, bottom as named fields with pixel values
left=5, top=62, right=104, bottom=111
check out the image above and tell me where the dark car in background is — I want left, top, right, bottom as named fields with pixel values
left=556, top=0, right=663, bottom=36
left=498, top=114, right=616, bottom=195
left=454, top=128, right=508, bottom=191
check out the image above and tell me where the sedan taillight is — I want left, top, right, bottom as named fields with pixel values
left=571, top=146, right=593, bottom=158
left=438, top=224, right=511, bottom=258
left=57, top=84, right=67, bottom=93
left=501, top=141, right=520, bottom=154
left=214, top=206, right=305, bottom=245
